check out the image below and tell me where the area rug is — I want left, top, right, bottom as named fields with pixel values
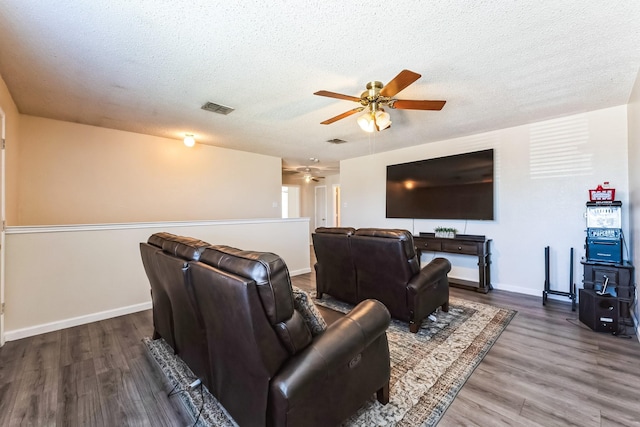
left=143, top=295, right=516, bottom=426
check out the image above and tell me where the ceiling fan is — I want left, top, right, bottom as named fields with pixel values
left=283, top=166, right=325, bottom=183
left=314, top=69, right=446, bottom=132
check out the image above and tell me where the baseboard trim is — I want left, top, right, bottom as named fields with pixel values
left=5, top=301, right=152, bottom=342
left=493, top=282, right=576, bottom=302
left=483, top=282, right=542, bottom=297
left=289, top=267, right=312, bottom=276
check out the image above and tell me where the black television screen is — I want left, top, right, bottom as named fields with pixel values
left=386, top=149, right=494, bottom=220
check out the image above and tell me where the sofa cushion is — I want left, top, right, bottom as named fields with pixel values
left=200, top=245, right=294, bottom=325
left=161, top=235, right=210, bottom=261
left=292, top=286, right=327, bottom=336
left=198, top=245, right=316, bottom=355
left=148, top=231, right=178, bottom=248
left=354, top=228, right=420, bottom=274
left=354, top=228, right=417, bottom=260
left=274, top=310, right=313, bottom=354
left=314, top=227, right=356, bottom=236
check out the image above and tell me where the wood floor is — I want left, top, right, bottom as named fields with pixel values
left=1, top=267, right=639, bottom=426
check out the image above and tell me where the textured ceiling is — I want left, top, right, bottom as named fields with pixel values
left=1, top=1, right=639, bottom=173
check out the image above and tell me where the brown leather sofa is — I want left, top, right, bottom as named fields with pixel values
left=140, top=233, right=391, bottom=427
left=140, top=232, right=212, bottom=388
left=313, top=227, right=451, bottom=333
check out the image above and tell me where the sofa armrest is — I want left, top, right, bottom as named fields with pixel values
left=407, top=257, right=451, bottom=295
left=271, top=299, right=390, bottom=401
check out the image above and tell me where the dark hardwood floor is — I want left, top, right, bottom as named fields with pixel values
left=1, top=256, right=639, bottom=426
left=0, top=308, right=190, bottom=427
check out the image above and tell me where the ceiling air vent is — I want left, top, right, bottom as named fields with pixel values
left=201, top=102, right=235, bottom=115
left=327, top=138, right=347, bottom=144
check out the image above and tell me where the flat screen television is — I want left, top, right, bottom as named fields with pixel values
left=386, top=149, right=494, bottom=220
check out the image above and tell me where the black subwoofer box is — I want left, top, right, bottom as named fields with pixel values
left=579, top=289, right=618, bottom=333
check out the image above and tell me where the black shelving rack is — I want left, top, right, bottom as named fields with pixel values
left=542, top=246, right=577, bottom=311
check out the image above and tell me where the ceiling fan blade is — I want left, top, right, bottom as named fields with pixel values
left=320, top=107, right=364, bottom=124
left=314, top=90, right=361, bottom=102
left=390, top=100, right=446, bottom=110
left=379, top=70, right=421, bottom=97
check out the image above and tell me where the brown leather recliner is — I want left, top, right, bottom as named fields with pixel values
left=140, top=232, right=179, bottom=349
left=140, top=232, right=213, bottom=389
left=311, top=227, right=358, bottom=304
left=188, top=245, right=391, bottom=427
left=313, top=227, right=451, bottom=333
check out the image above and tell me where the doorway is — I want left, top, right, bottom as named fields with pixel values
left=315, top=185, right=327, bottom=228
left=281, top=185, right=301, bottom=218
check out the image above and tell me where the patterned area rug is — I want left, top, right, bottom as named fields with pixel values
left=143, top=295, right=516, bottom=427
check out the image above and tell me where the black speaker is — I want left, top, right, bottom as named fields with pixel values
left=579, top=289, right=619, bottom=333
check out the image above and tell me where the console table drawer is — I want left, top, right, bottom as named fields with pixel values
left=417, top=240, right=441, bottom=251
left=441, top=241, right=478, bottom=255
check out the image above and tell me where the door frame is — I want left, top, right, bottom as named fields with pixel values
left=332, top=184, right=341, bottom=227
left=314, top=185, right=327, bottom=229
left=0, top=107, right=5, bottom=346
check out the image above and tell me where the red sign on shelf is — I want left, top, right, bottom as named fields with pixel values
left=589, top=186, right=615, bottom=201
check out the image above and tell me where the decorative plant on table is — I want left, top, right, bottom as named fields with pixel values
left=434, top=226, right=457, bottom=238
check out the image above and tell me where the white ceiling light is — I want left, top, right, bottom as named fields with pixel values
left=183, top=134, right=196, bottom=147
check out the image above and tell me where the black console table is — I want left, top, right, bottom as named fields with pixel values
left=414, top=233, right=492, bottom=293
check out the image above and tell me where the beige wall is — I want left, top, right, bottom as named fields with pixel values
left=627, top=67, right=640, bottom=331
left=17, top=115, right=283, bottom=225
left=0, top=74, right=20, bottom=224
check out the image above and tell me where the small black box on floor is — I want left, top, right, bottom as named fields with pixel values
left=579, top=289, right=618, bottom=333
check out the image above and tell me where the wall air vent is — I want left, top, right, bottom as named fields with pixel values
left=201, top=102, right=235, bottom=115
left=327, top=138, right=347, bottom=144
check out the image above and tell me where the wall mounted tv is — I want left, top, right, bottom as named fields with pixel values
left=386, top=149, right=494, bottom=220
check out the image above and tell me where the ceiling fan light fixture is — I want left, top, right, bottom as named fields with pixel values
left=375, top=110, right=392, bottom=131
left=357, top=112, right=375, bottom=132
left=357, top=110, right=391, bottom=132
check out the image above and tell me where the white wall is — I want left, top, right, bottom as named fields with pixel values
left=341, top=106, right=629, bottom=297
left=5, top=218, right=310, bottom=340
left=17, top=115, right=283, bottom=225
left=628, top=68, right=640, bottom=335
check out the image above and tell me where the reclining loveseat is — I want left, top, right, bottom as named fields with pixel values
left=313, top=227, right=451, bottom=333
left=140, top=232, right=391, bottom=427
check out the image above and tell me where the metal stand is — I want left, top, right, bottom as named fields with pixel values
left=542, top=246, right=577, bottom=311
